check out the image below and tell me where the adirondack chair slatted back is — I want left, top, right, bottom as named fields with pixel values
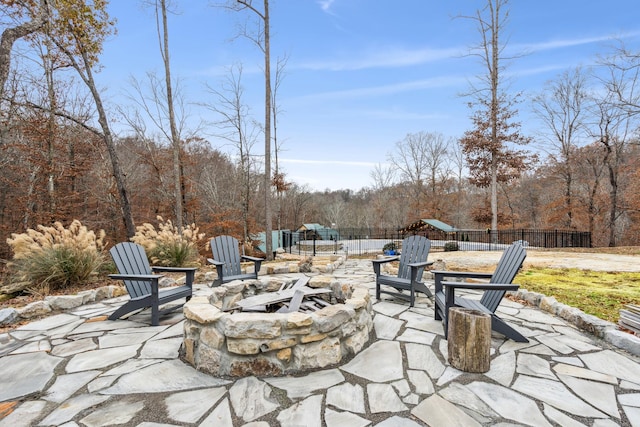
left=397, top=235, right=431, bottom=282
left=480, top=241, right=527, bottom=312
left=211, top=236, right=242, bottom=277
left=110, top=242, right=153, bottom=298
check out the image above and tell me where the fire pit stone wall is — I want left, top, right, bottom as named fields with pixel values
left=203, top=255, right=346, bottom=285
left=181, top=276, right=373, bottom=377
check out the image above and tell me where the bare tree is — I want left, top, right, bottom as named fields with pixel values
left=322, top=196, right=346, bottom=229
left=46, top=0, right=136, bottom=236
left=156, top=0, right=184, bottom=232
left=387, top=131, right=451, bottom=217
left=0, top=0, right=49, bottom=101
left=369, top=163, right=396, bottom=191
left=272, top=53, right=289, bottom=247
left=601, top=42, right=640, bottom=116
left=280, top=183, right=312, bottom=230
left=387, top=132, right=430, bottom=202
left=459, top=0, right=532, bottom=234
left=590, top=93, right=634, bottom=247
left=449, top=139, right=468, bottom=227
left=204, top=63, right=260, bottom=242
left=234, top=0, right=273, bottom=259
left=423, top=133, right=453, bottom=218
left=121, top=0, right=193, bottom=233
left=573, top=143, right=606, bottom=240
left=532, top=67, right=589, bottom=228
left=367, top=163, right=400, bottom=229
left=591, top=46, right=640, bottom=246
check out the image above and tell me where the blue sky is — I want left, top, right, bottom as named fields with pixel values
left=99, top=0, right=640, bottom=191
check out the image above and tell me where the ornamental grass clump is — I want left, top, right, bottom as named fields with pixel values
left=131, top=216, right=204, bottom=267
left=6, top=220, right=107, bottom=292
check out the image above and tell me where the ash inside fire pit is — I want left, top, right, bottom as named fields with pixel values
left=181, top=275, right=373, bottom=377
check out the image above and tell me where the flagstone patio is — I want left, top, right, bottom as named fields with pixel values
left=0, top=258, right=639, bottom=426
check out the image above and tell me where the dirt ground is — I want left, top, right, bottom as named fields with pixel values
left=433, top=248, right=640, bottom=272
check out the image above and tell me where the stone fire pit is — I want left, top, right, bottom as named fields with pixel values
left=180, top=276, right=373, bottom=377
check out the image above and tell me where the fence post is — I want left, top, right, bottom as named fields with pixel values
left=283, top=231, right=289, bottom=253
left=313, top=234, right=317, bottom=256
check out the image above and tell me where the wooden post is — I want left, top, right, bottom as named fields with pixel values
left=448, top=308, right=491, bottom=373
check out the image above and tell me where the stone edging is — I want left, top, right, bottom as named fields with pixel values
left=509, top=288, right=640, bottom=357
left=0, top=285, right=125, bottom=326
left=0, top=256, right=347, bottom=328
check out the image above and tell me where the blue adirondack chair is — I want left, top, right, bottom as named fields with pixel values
left=108, top=242, right=197, bottom=326
left=372, top=235, right=433, bottom=307
left=433, top=241, right=529, bottom=342
left=207, top=235, right=263, bottom=287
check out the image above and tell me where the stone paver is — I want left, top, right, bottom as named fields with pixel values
left=0, top=352, right=63, bottom=401
left=411, top=394, right=482, bottom=427
left=1, top=258, right=640, bottom=426
left=367, top=383, right=408, bottom=413
left=341, top=340, right=404, bottom=382
left=164, top=387, right=225, bottom=424
left=326, top=382, right=366, bottom=413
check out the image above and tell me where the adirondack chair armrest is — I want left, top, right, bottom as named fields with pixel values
left=151, top=266, right=197, bottom=286
left=407, top=261, right=434, bottom=269
left=151, top=266, right=198, bottom=272
left=109, top=274, right=162, bottom=299
left=432, top=270, right=494, bottom=279
left=241, top=255, right=263, bottom=274
left=372, top=256, right=400, bottom=276
left=433, top=270, right=494, bottom=293
left=372, top=256, right=400, bottom=264
left=440, top=280, right=519, bottom=291
left=407, top=261, right=434, bottom=283
left=439, top=280, right=520, bottom=315
left=241, top=255, right=263, bottom=262
left=109, top=273, right=163, bottom=281
left=207, top=258, right=228, bottom=284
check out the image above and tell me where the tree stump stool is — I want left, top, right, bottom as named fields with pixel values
left=447, top=308, right=491, bottom=373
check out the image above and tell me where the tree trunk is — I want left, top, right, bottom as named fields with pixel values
left=236, top=0, right=273, bottom=259
left=50, top=4, right=135, bottom=238
left=448, top=308, right=491, bottom=373
left=565, top=168, right=573, bottom=228
left=80, top=50, right=136, bottom=237
left=607, top=163, right=617, bottom=247
left=601, top=135, right=617, bottom=247
left=263, top=0, right=273, bottom=260
left=45, top=39, right=56, bottom=218
left=490, top=0, right=500, bottom=239
left=160, top=0, right=184, bottom=233
left=490, top=159, right=498, bottom=241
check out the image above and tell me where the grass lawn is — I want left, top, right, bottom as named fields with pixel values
left=515, top=267, right=640, bottom=323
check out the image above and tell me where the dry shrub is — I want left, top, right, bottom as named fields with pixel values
left=131, top=216, right=204, bottom=267
left=6, top=220, right=107, bottom=292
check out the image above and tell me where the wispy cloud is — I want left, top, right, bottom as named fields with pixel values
left=357, top=108, right=449, bottom=121
left=295, top=30, right=640, bottom=73
left=281, top=158, right=377, bottom=167
left=317, top=0, right=336, bottom=13
left=289, top=75, right=466, bottom=102
left=512, top=30, right=640, bottom=54
left=510, top=64, right=573, bottom=77
left=297, top=46, right=461, bottom=71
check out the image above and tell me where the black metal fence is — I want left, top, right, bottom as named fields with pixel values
left=281, top=228, right=591, bottom=257
left=445, top=229, right=591, bottom=249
